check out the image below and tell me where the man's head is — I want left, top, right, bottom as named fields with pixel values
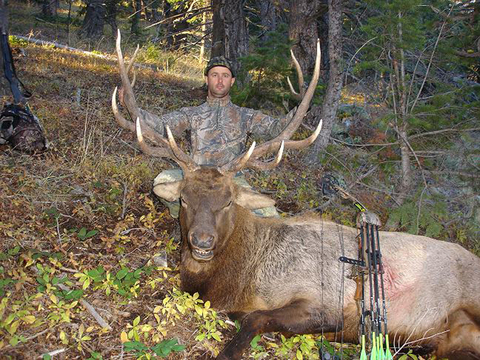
left=204, top=56, right=235, bottom=99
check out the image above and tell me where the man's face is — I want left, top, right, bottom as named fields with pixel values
left=205, top=66, right=235, bottom=99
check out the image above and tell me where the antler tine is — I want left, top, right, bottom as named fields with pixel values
left=238, top=141, right=285, bottom=172
left=116, top=29, right=140, bottom=121
left=112, top=86, right=135, bottom=132
left=246, top=118, right=322, bottom=168
left=165, top=126, right=199, bottom=171
left=282, top=119, right=322, bottom=150
left=136, top=120, right=199, bottom=173
left=250, top=140, right=284, bottom=171
left=219, top=141, right=256, bottom=175
left=287, top=48, right=305, bottom=101
left=287, top=77, right=301, bottom=101
left=249, top=39, right=322, bottom=161
left=113, top=86, right=167, bottom=146
left=136, top=118, right=174, bottom=158
left=126, top=44, right=140, bottom=75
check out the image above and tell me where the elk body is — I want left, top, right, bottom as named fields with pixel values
left=111, top=31, right=480, bottom=359
left=172, top=168, right=480, bottom=360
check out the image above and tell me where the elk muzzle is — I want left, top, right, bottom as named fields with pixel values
left=188, top=231, right=216, bottom=261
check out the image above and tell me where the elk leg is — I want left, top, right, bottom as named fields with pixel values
left=216, top=299, right=338, bottom=360
left=436, top=309, right=480, bottom=360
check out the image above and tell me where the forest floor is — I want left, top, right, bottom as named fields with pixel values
left=1, top=1, right=477, bottom=359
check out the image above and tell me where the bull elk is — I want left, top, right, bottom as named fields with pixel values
left=112, top=34, right=480, bottom=360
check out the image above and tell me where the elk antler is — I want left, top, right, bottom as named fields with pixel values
left=112, top=30, right=197, bottom=171
left=221, top=40, right=323, bottom=173
left=135, top=119, right=198, bottom=172
left=287, top=49, right=305, bottom=102
left=112, top=30, right=165, bottom=137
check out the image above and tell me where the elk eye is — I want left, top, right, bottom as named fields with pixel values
left=224, top=200, right=233, bottom=209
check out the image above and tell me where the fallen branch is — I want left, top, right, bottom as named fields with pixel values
left=12, top=35, right=159, bottom=72
left=57, top=281, right=112, bottom=330
left=31, top=267, right=112, bottom=330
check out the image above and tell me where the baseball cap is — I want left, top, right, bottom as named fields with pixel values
left=204, top=56, right=236, bottom=77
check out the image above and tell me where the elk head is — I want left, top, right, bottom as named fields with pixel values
left=111, top=30, right=323, bottom=263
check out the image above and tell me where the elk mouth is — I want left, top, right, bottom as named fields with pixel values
left=191, top=247, right=214, bottom=261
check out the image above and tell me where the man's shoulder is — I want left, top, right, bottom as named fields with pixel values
left=228, top=101, right=258, bottom=116
left=165, top=102, right=208, bottom=117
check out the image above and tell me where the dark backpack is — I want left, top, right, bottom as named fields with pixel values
left=0, top=103, right=47, bottom=152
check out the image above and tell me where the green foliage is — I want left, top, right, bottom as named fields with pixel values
left=355, top=0, right=479, bottom=129
left=124, top=338, right=185, bottom=358
left=231, top=25, right=294, bottom=110
left=388, top=196, right=448, bottom=237
left=0, top=278, right=16, bottom=298
left=398, top=349, right=419, bottom=360
left=86, top=352, right=103, bottom=360
left=76, top=227, right=99, bottom=240
left=8, top=36, right=28, bottom=47
left=74, top=265, right=148, bottom=298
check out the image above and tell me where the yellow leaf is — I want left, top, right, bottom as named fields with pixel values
left=86, top=326, right=94, bottom=332
left=120, top=331, right=129, bottom=343
left=8, top=320, right=21, bottom=335
left=296, top=349, right=303, bottom=360
left=49, top=294, right=58, bottom=304
left=5, top=313, right=16, bottom=325
left=211, top=332, right=222, bottom=341
left=153, top=305, right=162, bottom=313
left=22, top=315, right=36, bottom=324
left=204, top=301, right=211, bottom=310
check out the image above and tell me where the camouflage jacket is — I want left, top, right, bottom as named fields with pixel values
left=142, top=96, right=293, bottom=166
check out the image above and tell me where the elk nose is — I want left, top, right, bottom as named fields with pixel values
left=190, top=233, right=215, bottom=250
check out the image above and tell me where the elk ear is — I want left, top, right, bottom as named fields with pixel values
left=153, top=181, right=182, bottom=202
left=235, top=188, right=276, bottom=210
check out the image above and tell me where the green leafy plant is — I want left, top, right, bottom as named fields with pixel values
left=76, top=227, right=99, bottom=240
left=388, top=198, right=447, bottom=237
left=398, top=349, right=419, bottom=360
left=123, top=338, right=185, bottom=358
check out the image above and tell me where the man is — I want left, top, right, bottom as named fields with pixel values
left=142, top=56, right=293, bottom=167
left=144, top=56, right=292, bottom=218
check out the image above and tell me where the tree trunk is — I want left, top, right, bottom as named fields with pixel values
left=199, top=9, right=207, bottom=64
left=105, top=0, right=118, bottom=36
left=397, top=126, right=413, bottom=205
left=131, top=0, right=141, bottom=35
left=0, top=0, right=8, bottom=98
left=224, top=0, right=248, bottom=61
left=393, top=12, right=412, bottom=206
left=210, top=0, right=248, bottom=84
left=259, top=0, right=277, bottom=43
left=42, top=0, right=59, bottom=17
left=210, top=0, right=225, bottom=58
left=305, top=0, right=343, bottom=164
left=79, top=0, right=106, bottom=39
left=288, top=0, right=319, bottom=74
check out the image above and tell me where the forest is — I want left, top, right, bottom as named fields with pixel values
left=0, top=0, right=479, bottom=359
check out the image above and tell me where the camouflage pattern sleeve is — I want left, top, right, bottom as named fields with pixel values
left=247, top=107, right=296, bottom=139
left=140, top=107, right=191, bottom=137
